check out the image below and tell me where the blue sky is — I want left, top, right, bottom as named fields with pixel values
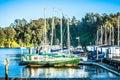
left=0, top=0, right=120, bottom=27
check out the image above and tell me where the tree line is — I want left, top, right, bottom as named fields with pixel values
left=0, top=12, right=120, bottom=48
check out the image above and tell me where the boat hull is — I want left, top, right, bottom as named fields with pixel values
left=20, top=57, right=80, bottom=67
left=19, top=53, right=80, bottom=67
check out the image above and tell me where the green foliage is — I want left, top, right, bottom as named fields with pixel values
left=4, top=27, right=16, bottom=40
left=0, top=28, right=6, bottom=47
left=11, top=40, right=20, bottom=48
left=0, top=12, right=120, bottom=48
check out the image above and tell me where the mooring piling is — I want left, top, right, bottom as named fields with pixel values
left=5, top=58, right=9, bottom=80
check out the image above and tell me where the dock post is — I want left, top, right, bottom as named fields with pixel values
left=29, top=47, right=32, bottom=54
left=5, top=58, right=9, bottom=80
left=96, top=47, right=98, bottom=61
left=36, top=47, right=39, bottom=54
left=108, top=48, right=112, bottom=59
left=100, top=59, right=102, bottom=63
left=96, top=67, right=98, bottom=75
left=118, top=66, right=120, bottom=70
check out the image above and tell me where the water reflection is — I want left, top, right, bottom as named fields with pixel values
left=23, top=67, right=89, bottom=78
left=23, top=65, right=118, bottom=78
left=86, top=66, right=117, bottom=78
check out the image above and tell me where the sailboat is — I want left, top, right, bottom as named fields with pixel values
left=19, top=9, right=80, bottom=67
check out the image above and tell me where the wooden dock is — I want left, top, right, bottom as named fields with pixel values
left=103, top=58, right=120, bottom=70
left=79, top=61, right=120, bottom=76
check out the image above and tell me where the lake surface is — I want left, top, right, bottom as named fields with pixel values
left=0, top=48, right=119, bottom=78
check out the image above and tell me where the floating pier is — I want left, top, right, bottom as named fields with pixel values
left=103, top=58, right=120, bottom=70
left=79, top=61, right=120, bottom=76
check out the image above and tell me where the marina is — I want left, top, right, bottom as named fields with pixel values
left=0, top=48, right=120, bottom=79
left=0, top=0, right=120, bottom=80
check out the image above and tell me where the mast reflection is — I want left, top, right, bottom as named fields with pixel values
left=23, top=66, right=89, bottom=78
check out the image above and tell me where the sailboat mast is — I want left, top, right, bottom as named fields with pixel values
left=109, top=25, right=111, bottom=45
left=118, top=16, right=120, bottom=56
left=96, top=29, right=99, bottom=45
left=112, top=26, right=114, bottom=45
left=118, top=16, right=120, bottom=47
left=67, top=18, right=70, bottom=55
left=44, top=8, right=47, bottom=44
left=60, top=10, right=63, bottom=53
left=51, top=8, right=54, bottom=46
left=100, top=26, right=103, bottom=45
left=105, top=25, right=107, bottom=45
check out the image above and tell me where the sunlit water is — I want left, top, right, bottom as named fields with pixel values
left=0, top=48, right=119, bottom=78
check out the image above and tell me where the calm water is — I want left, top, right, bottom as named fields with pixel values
left=0, top=48, right=119, bottom=78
